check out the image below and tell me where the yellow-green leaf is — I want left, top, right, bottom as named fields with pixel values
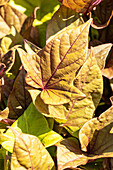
left=10, top=128, right=54, bottom=170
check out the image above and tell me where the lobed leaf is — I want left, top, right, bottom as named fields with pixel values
left=10, top=128, right=54, bottom=170
left=18, top=19, right=92, bottom=107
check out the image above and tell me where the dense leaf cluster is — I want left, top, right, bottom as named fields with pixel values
left=0, top=0, right=113, bottom=169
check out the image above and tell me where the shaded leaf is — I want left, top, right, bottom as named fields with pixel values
left=7, top=68, right=32, bottom=119
left=2, top=75, right=14, bottom=97
left=0, top=26, right=23, bottom=54
left=10, top=128, right=54, bottom=170
left=102, top=48, right=113, bottom=79
left=0, top=49, right=15, bottom=78
left=10, top=0, right=60, bottom=47
left=103, top=158, right=113, bottom=170
left=24, top=39, right=41, bottom=54
left=94, top=0, right=113, bottom=24
left=57, top=138, right=88, bottom=170
left=20, top=7, right=40, bottom=46
left=79, top=106, right=113, bottom=154
left=46, top=5, right=84, bottom=41
left=18, top=19, right=92, bottom=108
left=59, top=0, right=102, bottom=14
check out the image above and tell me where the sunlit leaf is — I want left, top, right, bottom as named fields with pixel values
left=1, top=102, right=62, bottom=153
left=0, top=3, right=26, bottom=32
left=0, top=107, right=9, bottom=121
left=57, top=138, right=88, bottom=170
left=50, top=48, right=103, bottom=132
left=16, top=102, right=62, bottom=147
left=59, top=0, right=102, bottom=14
left=10, top=128, right=54, bottom=170
left=88, top=43, right=112, bottom=70
left=0, top=16, right=10, bottom=38
left=18, top=19, right=92, bottom=110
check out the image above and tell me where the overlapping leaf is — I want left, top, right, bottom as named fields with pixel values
left=59, top=0, right=102, bottom=14
left=49, top=48, right=103, bottom=132
left=57, top=106, right=113, bottom=169
left=89, top=43, right=112, bottom=70
left=46, top=5, right=84, bottom=41
left=18, top=19, right=104, bottom=133
left=79, top=105, right=113, bottom=153
left=0, top=16, right=10, bottom=38
left=0, top=3, right=26, bottom=33
left=0, top=49, right=16, bottom=78
left=102, top=48, right=113, bottom=79
left=10, top=128, right=54, bottom=170
left=1, top=102, right=62, bottom=153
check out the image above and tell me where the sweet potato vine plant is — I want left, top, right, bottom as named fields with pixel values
left=0, top=0, right=113, bottom=169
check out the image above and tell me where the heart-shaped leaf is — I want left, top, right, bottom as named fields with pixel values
left=59, top=0, right=102, bottom=14
left=10, top=128, right=54, bottom=170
